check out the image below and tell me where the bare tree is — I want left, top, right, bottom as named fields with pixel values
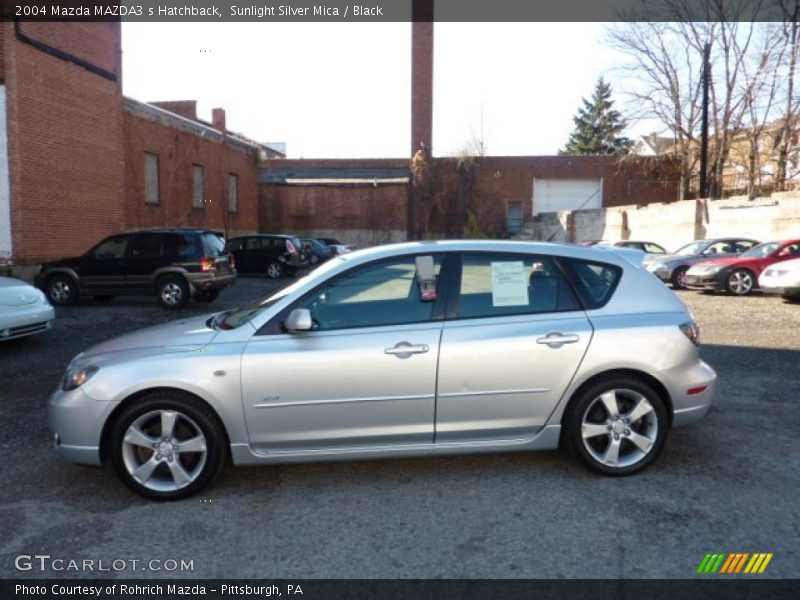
left=775, top=0, right=800, bottom=192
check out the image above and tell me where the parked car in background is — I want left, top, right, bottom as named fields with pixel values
left=614, top=241, right=668, bottom=255
left=34, top=229, right=235, bottom=309
left=686, top=239, right=800, bottom=295
left=317, top=238, right=355, bottom=255
left=578, top=240, right=609, bottom=246
left=48, top=240, right=715, bottom=499
left=302, top=238, right=335, bottom=265
left=759, top=257, right=800, bottom=302
left=643, top=238, right=760, bottom=289
left=0, top=276, right=55, bottom=340
left=227, top=234, right=307, bottom=279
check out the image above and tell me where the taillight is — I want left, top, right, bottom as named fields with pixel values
left=200, top=257, right=213, bottom=272
left=229, top=254, right=235, bottom=269
left=679, top=321, right=700, bottom=346
left=286, top=240, right=296, bottom=254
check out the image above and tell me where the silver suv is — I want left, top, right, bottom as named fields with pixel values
left=49, top=241, right=716, bottom=499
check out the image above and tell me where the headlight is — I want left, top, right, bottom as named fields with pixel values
left=646, top=263, right=668, bottom=272
left=62, top=365, right=99, bottom=391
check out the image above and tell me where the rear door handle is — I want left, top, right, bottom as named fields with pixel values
left=385, top=342, right=429, bottom=357
left=536, top=333, right=580, bottom=347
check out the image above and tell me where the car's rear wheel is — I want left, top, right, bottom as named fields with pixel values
left=566, top=377, right=668, bottom=476
left=266, top=262, right=283, bottom=279
left=156, top=275, right=189, bottom=309
left=45, top=274, right=78, bottom=306
left=671, top=266, right=689, bottom=290
left=726, top=269, right=755, bottom=295
left=108, top=392, right=226, bottom=500
left=194, top=289, right=219, bottom=304
left=309, top=254, right=320, bottom=265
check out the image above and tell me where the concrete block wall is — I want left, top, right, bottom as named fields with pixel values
left=517, top=192, right=800, bottom=252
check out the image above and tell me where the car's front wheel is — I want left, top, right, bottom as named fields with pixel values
left=726, top=269, right=755, bottom=295
left=566, top=377, right=668, bottom=476
left=108, top=392, right=226, bottom=500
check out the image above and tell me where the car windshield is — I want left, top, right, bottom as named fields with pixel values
left=740, top=242, right=781, bottom=258
left=219, top=258, right=345, bottom=329
left=674, top=241, right=707, bottom=256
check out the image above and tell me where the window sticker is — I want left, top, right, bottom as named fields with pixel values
left=491, top=261, right=528, bottom=306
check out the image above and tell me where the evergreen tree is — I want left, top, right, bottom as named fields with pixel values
left=560, top=78, right=633, bottom=155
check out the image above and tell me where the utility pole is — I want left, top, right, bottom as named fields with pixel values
left=699, top=42, right=711, bottom=199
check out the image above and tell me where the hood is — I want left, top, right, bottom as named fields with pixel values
left=43, top=256, right=84, bottom=269
left=81, top=313, right=219, bottom=358
left=0, top=277, right=46, bottom=307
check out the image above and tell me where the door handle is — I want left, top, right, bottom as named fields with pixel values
left=384, top=342, right=429, bottom=357
left=536, top=333, right=580, bottom=347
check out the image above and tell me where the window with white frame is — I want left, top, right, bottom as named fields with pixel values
left=228, top=174, right=238, bottom=213
left=144, top=153, right=160, bottom=204
left=192, top=165, right=204, bottom=208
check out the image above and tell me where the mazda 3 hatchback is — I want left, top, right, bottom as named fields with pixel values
left=48, top=241, right=716, bottom=499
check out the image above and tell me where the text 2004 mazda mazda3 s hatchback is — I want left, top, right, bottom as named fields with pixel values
left=48, top=241, right=716, bottom=500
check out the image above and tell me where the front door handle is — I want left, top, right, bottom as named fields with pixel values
left=384, top=342, right=429, bottom=358
left=536, top=333, right=580, bottom=347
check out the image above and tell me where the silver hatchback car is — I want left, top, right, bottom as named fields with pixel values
left=49, top=241, right=716, bottom=499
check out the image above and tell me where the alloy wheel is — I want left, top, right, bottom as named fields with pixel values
left=580, top=388, right=659, bottom=469
left=121, top=409, right=208, bottom=492
left=160, top=282, right=183, bottom=306
left=266, top=263, right=283, bottom=278
left=728, top=270, right=753, bottom=295
left=50, top=280, right=71, bottom=303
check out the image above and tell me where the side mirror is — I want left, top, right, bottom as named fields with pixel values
left=284, top=308, right=313, bottom=332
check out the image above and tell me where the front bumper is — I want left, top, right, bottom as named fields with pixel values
left=47, top=385, right=114, bottom=466
left=685, top=272, right=726, bottom=291
left=0, top=303, right=55, bottom=340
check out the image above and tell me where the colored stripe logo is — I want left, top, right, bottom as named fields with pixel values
left=696, top=553, right=773, bottom=574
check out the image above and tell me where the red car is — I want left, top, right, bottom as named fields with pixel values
left=685, top=239, right=800, bottom=295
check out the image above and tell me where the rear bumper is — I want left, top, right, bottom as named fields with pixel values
left=669, top=359, right=716, bottom=427
left=186, top=271, right=236, bottom=293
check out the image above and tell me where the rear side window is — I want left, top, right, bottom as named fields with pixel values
left=202, top=233, right=227, bottom=257
left=562, top=258, right=621, bottom=309
left=457, top=254, right=580, bottom=319
left=129, top=235, right=163, bottom=259
left=164, top=234, right=200, bottom=260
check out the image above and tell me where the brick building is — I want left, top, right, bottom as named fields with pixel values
left=0, top=21, right=276, bottom=267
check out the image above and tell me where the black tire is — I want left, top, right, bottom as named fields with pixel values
left=266, top=262, right=284, bottom=279
left=93, top=295, right=115, bottom=302
left=671, top=266, right=689, bottom=290
left=784, top=293, right=800, bottom=304
left=565, top=376, right=669, bottom=476
left=45, top=274, right=79, bottom=306
left=309, top=254, right=320, bottom=265
left=108, top=391, right=227, bottom=500
left=194, top=289, right=220, bottom=304
left=726, top=269, right=755, bottom=296
left=156, top=275, right=190, bottom=309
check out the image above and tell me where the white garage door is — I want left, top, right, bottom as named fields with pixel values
left=533, top=178, right=603, bottom=215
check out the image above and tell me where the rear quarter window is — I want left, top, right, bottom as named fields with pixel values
left=562, top=258, right=622, bottom=309
left=202, top=233, right=227, bottom=257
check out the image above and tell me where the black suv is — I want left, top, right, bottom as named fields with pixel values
left=35, top=229, right=236, bottom=309
left=226, top=234, right=307, bottom=278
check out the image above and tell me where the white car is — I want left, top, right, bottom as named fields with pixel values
left=0, top=276, right=55, bottom=340
left=759, top=257, right=800, bottom=301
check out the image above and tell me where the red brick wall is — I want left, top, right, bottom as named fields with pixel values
left=124, top=110, right=260, bottom=237
left=2, top=22, right=125, bottom=264
left=260, top=155, right=679, bottom=240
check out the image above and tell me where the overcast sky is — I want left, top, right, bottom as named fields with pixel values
left=122, top=22, right=657, bottom=158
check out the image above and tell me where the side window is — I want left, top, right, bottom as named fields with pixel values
left=300, top=256, right=441, bottom=331
left=734, top=240, right=757, bottom=253
left=91, top=236, right=129, bottom=260
left=457, top=254, right=580, bottom=319
left=245, top=238, right=263, bottom=250
left=705, top=241, right=733, bottom=255
left=129, top=235, right=163, bottom=259
left=227, top=238, right=244, bottom=252
left=645, top=243, right=665, bottom=254
left=164, top=234, right=198, bottom=260
left=562, top=258, right=622, bottom=309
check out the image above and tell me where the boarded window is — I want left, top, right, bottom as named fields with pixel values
left=192, top=165, right=205, bottom=208
left=228, top=174, right=238, bottom=213
left=144, top=153, right=159, bottom=204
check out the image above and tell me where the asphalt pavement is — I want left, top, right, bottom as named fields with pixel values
left=0, top=277, right=798, bottom=579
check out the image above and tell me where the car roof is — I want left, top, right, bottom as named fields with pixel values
left=228, top=233, right=295, bottom=240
